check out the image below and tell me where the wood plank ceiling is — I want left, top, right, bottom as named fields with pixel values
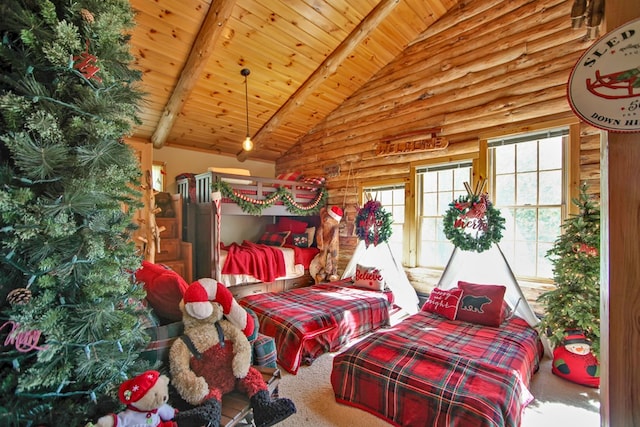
left=128, top=0, right=458, bottom=162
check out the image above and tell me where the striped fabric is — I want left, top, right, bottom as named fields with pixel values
left=331, top=311, right=543, bottom=427
left=240, top=282, right=392, bottom=374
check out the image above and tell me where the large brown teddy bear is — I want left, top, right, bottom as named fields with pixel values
left=169, top=279, right=296, bottom=427
left=314, top=205, right=343, bottom=284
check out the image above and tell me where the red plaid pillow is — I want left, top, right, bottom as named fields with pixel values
left=456, top=281, right=507, bottom=327
left=276, top=171, right=302, bottom=181
left=421, top=288, right=463, bottom=320
left=257, top=231, right=290, bottom=247
left=275, top=171, right=302, bottom=188
left=298, top=176, right=326, bottom=191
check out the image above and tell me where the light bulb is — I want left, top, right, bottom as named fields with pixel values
left=243, top=136, right=253, bottom=151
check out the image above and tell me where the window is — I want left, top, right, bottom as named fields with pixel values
left=416, top=162, right=472, bottom=268
left=489, top=128, right=568, bottom=280
left=362, top=183, right=405, bottom=260
left=152, top=161, right=166, bottom=192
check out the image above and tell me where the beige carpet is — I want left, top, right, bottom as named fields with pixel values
left=275, top=351, right=600, bottom=427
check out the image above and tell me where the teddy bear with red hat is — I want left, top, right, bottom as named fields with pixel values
left=169, top=278, right=296, bottom=427
left=313, top=205, right=343, bottom=284
left=86, top=370, right=211, bottom=427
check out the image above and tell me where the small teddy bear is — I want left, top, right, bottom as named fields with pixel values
left=86, top=370, right=213, bottom=427
left=89, top=370, right=177, bottom=427
left=169, top=278, right=296, bottom=427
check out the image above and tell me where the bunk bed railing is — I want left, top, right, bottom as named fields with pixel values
left=176, top=171, right=324, bottom=207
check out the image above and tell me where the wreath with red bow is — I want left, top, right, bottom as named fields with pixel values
left=443, top=190, right=505, bottom=253
left=356, top=200, right=393, bottom=248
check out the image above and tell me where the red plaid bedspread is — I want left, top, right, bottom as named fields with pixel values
left=331, top=311, right=543, bottom=427
left=239, top=282, right=392, bottom=374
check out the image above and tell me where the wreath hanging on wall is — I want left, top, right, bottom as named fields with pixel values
left=356, top=199, right=393, bottom=248
left=442, top=181, right=505, bottom=253
left=212, top=180, right=327, bottom=215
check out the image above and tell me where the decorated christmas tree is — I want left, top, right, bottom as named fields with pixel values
left=538, top=183, right=601, bottom=358
left=0, top=1, right=148, bottom=425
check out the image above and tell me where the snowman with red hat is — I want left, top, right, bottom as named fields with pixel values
left=552, top=329, right=600, bottom=388
left=313, top=205, right=343, bottom=283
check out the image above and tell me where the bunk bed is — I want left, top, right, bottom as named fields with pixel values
left=176, top=169, right=326, bottom=294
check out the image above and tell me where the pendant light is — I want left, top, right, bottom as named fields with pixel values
left=241, top=68, right=253, bottom=152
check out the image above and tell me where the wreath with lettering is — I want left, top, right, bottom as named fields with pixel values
left=356, top=200, right=393, bottom=248
left=443, top=191, right=505, bottom=253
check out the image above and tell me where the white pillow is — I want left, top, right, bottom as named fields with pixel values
left=352, top=264, right=385, bottom=291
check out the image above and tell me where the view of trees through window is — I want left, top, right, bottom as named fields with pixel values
left=417, top=163, right=472, bottom=268
left=362, top=184, right=405, bottom=260
left=489, top=130, right=567, bottom=280
left=412, top=128, right=567, bottom=281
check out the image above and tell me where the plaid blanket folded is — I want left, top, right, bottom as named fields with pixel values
left=331, top=311, right=543, bottom=427
left=240, top=283, right=392, bottom=374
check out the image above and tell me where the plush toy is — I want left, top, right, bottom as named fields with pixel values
left=135, top=261, right=188, bottom=323
left=169, top=278, right=296, bottom=427
left=155, top=192, right=175, bottom=218
left=86, top=370, right=211, bottom=427
left=552, top=329, right=600, bottom=388
left=314, top=205, right=343, bottom=284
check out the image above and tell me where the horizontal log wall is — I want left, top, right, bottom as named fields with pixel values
left=277, top=0, right=601, bottom=269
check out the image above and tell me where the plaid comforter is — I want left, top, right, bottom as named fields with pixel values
left=331, top=311, right=543, bottom=427
left=240, top=282, right=392, bottom=374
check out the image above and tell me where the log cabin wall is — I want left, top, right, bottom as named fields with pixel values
left=277, top=0, right=600, bottom=270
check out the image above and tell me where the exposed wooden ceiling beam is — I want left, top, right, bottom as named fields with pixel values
left=151, top=0, right=236, bottom=148
left=238, top=0, right=400, bottom=161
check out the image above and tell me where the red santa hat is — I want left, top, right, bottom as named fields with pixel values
left=183, top=278, right=255, bottom=337
left=327, top=205, right=343, bottom=222
left=118, top=370, right=159, bottom=404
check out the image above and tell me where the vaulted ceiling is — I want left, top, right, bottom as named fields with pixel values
left=128, top=0, right=459, bottom=162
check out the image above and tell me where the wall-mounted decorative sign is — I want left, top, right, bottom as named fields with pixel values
left=376, top=128, right=448, bottom=156
left=324, top=163, right=341, bottom=178
left=567, top=17, right=640, bottom=133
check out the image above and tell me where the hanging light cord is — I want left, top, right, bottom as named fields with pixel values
left=244, top=73, right=250, bottom=138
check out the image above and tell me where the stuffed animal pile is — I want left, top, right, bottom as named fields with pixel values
left=169, top=278, right=296, bottom=427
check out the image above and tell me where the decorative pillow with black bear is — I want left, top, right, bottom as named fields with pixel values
left=455, top=281, right=507, bottom=327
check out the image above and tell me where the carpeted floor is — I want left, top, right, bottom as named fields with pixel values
left=275, top=350, right=600, bottom=427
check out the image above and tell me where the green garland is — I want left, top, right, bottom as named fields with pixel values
left=443, top=194, right=505, bottom=253
left=212, top=180, right=327, bottom=215
left=356, top=200, right=393, bottom=247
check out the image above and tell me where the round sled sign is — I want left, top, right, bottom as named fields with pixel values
left=568, top=17, right=640, bottom=133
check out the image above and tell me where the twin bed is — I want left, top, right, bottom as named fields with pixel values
left=174, top=169, right=543, bottom=426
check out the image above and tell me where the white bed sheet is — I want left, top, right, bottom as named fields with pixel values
left=219, top=246, right=304, bottom=286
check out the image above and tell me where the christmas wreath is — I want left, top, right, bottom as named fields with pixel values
left=212, top=180, right=327, bottom=215
left=443, top=193, right=505, bottom=253
left=356, top=200, right=393, bottom=247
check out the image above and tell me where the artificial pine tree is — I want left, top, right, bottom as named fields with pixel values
left=0, top=1, right=148, bottom=425
left=538, top=183, right=601, bottom=358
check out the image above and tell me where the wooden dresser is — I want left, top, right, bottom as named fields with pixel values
left=154, top=194, right=193, bottom=284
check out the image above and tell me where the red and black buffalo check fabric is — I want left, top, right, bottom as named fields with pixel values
left=331, top=311, right=543, bottom=427
left=240, top=282, right=392, bottom=374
